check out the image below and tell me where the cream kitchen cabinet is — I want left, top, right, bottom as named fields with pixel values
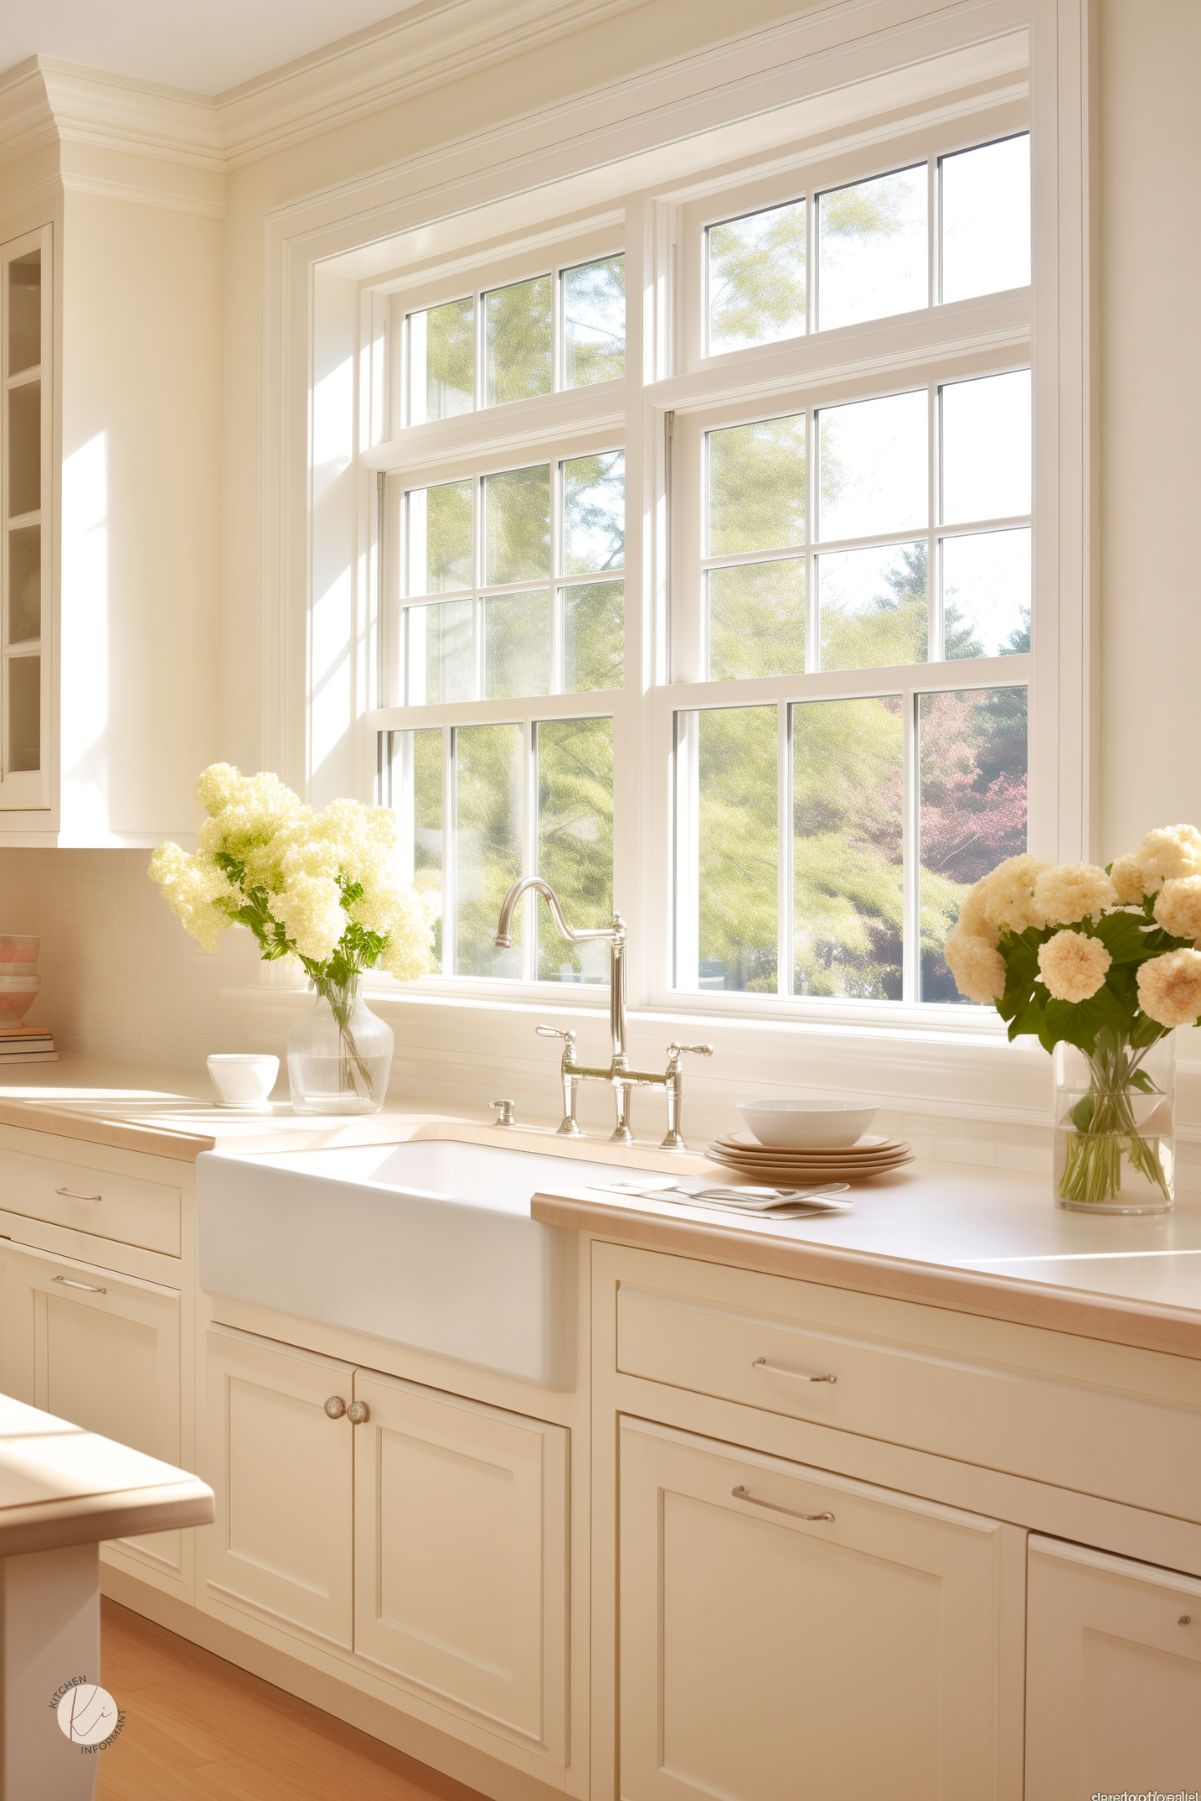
left=200, top=1325, right=356, bottom=1648
left=0, top=1240, right=184, bottom=1590
left=1026, top=1537, right=1201, bottom=1797
left=617, top=1417, right=1024, bottom=1801
left=353, top=1367, right=569, bottom=1764
left=200, top=1325, right=570, bottom=1775
left=0, top=225, right=51, bottom=811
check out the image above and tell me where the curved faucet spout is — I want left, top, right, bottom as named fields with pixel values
left=494, top=876, right=623, bottom=950
left=495, top=876, right=629, bottom=1069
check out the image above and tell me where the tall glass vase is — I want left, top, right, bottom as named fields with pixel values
left=286, top=976, right=393, bottom=1115
left=1052, top=1029, right=1175, bottom=1214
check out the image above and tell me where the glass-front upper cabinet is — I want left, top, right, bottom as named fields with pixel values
left=0, top=226, right=50, bottom=809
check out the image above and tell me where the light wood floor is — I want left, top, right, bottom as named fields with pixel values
left=95, top=1599, right=488, bottom=1801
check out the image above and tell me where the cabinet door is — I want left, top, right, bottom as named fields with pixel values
left=619, top=1419, right=1022, bottom=1801
left=1026, top=1536, right=1201, bottom=1797
left=353, top=1369, right=569, bottom=1766
left=0, top=224, right=51, bottom=811
left=200, top=1325, right=354, bottom=1648
left=0, top=1242, right=182, bottom=1583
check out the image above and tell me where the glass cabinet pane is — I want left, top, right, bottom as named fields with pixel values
left=7, top=525, right=40, bottom=645
left=7, top=250, right=40, bottom=375
left=7, top=654, right=40, bottom=773
left=8, top=383, right=40, bottom=517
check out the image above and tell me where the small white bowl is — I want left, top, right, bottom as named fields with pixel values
left=736, top=1098, right=878, bottom=1150
left=207, top=1054, right=279, bottom=1110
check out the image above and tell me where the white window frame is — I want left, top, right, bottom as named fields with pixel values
left=364, top=88, right=1040, bottom=1023
left=266, top=0, right=1094, bottom=1061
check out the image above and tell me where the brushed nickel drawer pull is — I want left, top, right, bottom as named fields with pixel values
left=54, top=1185, right=103, bottom=1203
left=752, top=1356, right=837, bottom=1384
left=51, top=1274, right=107, bottom=1294
left=731, top=1484, right=834, bottom=1523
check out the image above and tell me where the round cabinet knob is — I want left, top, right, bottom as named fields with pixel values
left=346, top=1400, right=370, bottom=1425
left=324, top=1395, right=346, bottom=1419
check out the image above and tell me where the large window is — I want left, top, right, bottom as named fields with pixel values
left=371, top=105, right=1034, bottom=1017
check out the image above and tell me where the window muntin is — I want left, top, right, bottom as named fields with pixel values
left=699, top=131, right=1029, bottom=357
left=387, top=716, right=615, bottom=985
left=377, top=111, right=1033, bottom=1012
left=399, top=451, right=625, bottom=706
left=405, top=253, right=626, bottom=424
left=689, top=368, right=1031, bottom=684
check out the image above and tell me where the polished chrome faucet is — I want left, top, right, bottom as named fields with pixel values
left=494, top=876, right=712, bottom=1149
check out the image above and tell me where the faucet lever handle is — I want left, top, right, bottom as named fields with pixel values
left=536, top=1024, right=577, bottom=1047
left=667, top=1041, right=714, bottom=1067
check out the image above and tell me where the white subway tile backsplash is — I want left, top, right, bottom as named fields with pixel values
left=0, top=848, right=263, bottom=1069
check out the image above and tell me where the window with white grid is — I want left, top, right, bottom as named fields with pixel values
left=371, top=105, right=1034, bottom=1015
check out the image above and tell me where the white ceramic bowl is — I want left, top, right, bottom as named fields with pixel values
left=207, top=1054, right=279, bottom=1110
left=736, top=1098, right=878, bottom=1150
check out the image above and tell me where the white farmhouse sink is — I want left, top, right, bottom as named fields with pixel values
left=196, top=1136, right=642, bottom=1387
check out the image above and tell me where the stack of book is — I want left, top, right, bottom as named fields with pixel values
left=0, top=1023, right=58, bottom=1064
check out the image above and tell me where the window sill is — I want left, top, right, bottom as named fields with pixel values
left=226, top=974, right=1055, bottom=1126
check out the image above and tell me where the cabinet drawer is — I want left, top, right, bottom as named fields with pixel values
left=0, top=1241, right=185, bottom=1592
left=619, top=1420, right=1023, bottom=1801
left=612, top=1252, right=1201, bottom=1521
left=0, top=1144, right=180, bottom=1255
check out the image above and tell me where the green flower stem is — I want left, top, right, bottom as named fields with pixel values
left=311, top=973, right=374, bottom=1099
left=1058, top=1032, right=1171, bottom=1207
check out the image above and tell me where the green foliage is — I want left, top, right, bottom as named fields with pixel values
left=995, top=908, right=1179, bottom=1058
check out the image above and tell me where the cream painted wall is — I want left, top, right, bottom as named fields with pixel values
left=1097, top=0, right=1201, bottom=858
left=59, top=190, right=223, bottom=838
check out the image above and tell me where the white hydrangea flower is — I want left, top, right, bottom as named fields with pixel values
left=271, top=873, right=347, bottom=962
left=153, top=768, right=434, bottom=987
left=147, top=842, right=232, bottom=951
left=1137, top=825, right=1201, bottom=889
left=1032, top=862, right=1116, bottom=928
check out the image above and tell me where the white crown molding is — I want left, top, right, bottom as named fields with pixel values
left=58, top=171, right=227, bottom=221
left=38, top=60, right=224, bottom=170
left=214, top=0, right=653, bottom=167
left=0, top=1, right=656, bottom=184
left=0, top=61, right=58, bottom=169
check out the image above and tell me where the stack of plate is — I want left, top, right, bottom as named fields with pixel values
left=706, top=1131, right=913, bottom=1184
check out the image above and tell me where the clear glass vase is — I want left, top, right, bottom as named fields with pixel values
left=286, top=978, right=393, bottom=1115
left=1052, top=1030, right=1175, bottom=1214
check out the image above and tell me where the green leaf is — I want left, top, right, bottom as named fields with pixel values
left=1089, top=911, right=1154, bottom=964
left=1042, top=997, right=1099, bottom=1054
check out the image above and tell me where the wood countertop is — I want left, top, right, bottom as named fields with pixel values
left=0, top=1394, right=213, bottom=1558
left=1, top=1056, right=1200, bottom=1360
left=528, top=1160, right=1201, bottom=1360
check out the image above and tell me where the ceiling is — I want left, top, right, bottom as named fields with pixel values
left=0, top=0, right=429, bottom=97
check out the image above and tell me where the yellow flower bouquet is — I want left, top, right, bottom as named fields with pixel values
left=945, top=826, right=1201, bottom=1211
left=150, top=764, right=435, bottom=1113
